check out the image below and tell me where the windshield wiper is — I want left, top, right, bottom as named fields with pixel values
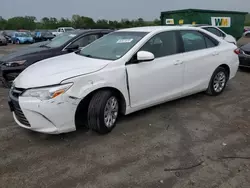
left=40, top=45, right=50, bottom=48
left=82, top=54, right=94, bottom=58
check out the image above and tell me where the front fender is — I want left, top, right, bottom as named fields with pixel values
left=62, top=68, right=130, bottom=109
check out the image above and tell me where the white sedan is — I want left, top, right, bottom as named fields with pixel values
left=9, top=26, right=239, bottom=134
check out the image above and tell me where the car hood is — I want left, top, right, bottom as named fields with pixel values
left=240, top=43, right=250, bottom=51
left=14, top=53, right=110, bottom=88
left=0, top=47, right=49, bottom=62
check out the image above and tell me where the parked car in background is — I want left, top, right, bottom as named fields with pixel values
left=8, top=26, right=239, bottom=134
left=0, top=29, right=113, bottom=87
left=244, top=27, right=250, bottom=33
left=235, top=43, right=250, bottom=68
left=181, top=24, right=236, bottom=44
left=1, top=30, right=15, bottom=43
left=33, top=30, right=55, bottom=42
left=52, top=27, right=75, bottom=36
left=185, top=24, right=236, bottom=44
left=11, top=32, right=34, bottom=44
left=197, top=25, right=236, bottom=44
left=237, top=31, right=250, bottom=47
left=0, top=33, right=8, bottom=46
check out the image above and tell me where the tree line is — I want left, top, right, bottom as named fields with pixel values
left=0, top=15, right=161, bottom=30
left=0, top=14, right=249, bottom=30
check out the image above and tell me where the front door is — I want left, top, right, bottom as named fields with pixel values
left=126, top=31, right=184, bottom=109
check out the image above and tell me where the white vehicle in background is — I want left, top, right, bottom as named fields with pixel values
left=182, top=24, right=237, bottom=44
left=9, top=26, right=239, bottom=134
left=52, top=27, right=75, bottom=36
left=198, top=25, right=236, bottom=44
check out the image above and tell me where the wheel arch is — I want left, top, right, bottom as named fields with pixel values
left=74, top=87, right=127, bottom=129
left=218, top=64, right=230, bottom=79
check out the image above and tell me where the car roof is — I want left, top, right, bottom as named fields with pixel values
left=177, top=24, right=211, bottom=27
left=193, top=24, right=211, bottom=27
left=66, top=29, right=113, bottom=35
left=118, top=26, right=201, bottom=33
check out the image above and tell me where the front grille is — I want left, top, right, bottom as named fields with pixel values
left=12, top=100, right=30, bottom=126
left=11, top=87, right=25, bottom=98
left=10, top=87, right=30, bottom=126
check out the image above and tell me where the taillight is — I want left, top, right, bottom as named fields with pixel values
left=234, top=48, right=241, bottom=55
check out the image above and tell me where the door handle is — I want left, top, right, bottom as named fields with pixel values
left=174, top=60, right=183, bottom=65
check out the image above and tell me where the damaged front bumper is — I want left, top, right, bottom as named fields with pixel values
left=10, top=93, right=81, bottom=134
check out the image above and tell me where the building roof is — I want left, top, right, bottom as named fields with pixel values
left=161, top=9, right=248, bottom=15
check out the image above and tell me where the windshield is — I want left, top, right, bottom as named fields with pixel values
left=46, top=32, right=77, bottom=48
left=16, top=32, right=30, bottom=37
left=79, top=31, right=148, bottom=60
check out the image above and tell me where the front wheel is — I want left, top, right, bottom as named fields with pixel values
left=206, top=67, right=228, bottom=96
left=16, top=39, right=20, bottom=44
left=87, top=90, right=119, bottom=134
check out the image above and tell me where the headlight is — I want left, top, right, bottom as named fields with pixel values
left=4, top=60, right=26, bottom=67
left=22, top=83, right=73, bottom=100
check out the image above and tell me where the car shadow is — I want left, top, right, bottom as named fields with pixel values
left=25, top=87, right=230, bottom=142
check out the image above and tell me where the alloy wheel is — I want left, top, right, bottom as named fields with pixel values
left=213, top=71, right=226, bottom=93
left=104, top=96, right=119, bottom=128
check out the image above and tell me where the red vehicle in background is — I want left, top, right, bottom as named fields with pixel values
left=244, top=27, right=250, bottom=33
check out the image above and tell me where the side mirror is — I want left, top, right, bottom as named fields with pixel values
left=66, top=44, right=79, bottom=52
left=137, top=51, right=154, bottom=62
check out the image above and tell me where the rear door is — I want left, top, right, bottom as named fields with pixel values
left=180, top=30, right=220, bottom=94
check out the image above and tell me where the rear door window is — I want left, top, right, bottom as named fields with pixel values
left=180, top=30, right=207, bottom=52
left=203, top=34, right=219, bottom=48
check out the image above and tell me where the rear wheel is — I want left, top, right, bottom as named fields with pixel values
left=87, top=90, right=119, bottom=134
left=16, top=39, right=20, bottom=44
left=206, top=67, right=228, bottom=96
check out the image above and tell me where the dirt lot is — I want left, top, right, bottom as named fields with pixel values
left=1, top=44, right=250, bottom=188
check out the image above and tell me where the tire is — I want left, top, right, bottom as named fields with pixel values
left=206, top=67, right=229, bottom=96
left=16, top=39, right=20, bottom=44
left=87, top=90, right=119, bottom=134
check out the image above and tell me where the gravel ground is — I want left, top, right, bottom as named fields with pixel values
left=0, top=44, right=250, bottom=188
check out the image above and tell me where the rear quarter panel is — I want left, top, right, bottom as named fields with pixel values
left=217, top=42, right=239, bottom=79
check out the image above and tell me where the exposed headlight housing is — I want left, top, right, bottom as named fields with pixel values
left=4, top=60, right=26, bottom=67
left=22, top=83, right=73, bottom=100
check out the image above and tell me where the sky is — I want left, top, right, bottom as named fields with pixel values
left=0, top=0, right=249, bottom=21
